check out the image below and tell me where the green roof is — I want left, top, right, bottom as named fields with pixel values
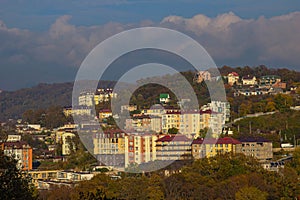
left=160, top=93, right=169, bottom=98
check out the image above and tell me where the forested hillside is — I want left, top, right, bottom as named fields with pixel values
left=0, top=66, right=299, bottom=121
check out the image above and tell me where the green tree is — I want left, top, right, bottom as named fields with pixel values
left=235, top=186, right=267, bottom=200
left=0, top=152, right=37, bottom=199
left=168, top=127, right=179, bottom=134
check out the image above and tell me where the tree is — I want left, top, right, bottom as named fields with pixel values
left=235, top=186, right=267, bottom=200
left=0, top=152, right=37, bottom=199
left=168, top=127, right=179, bottom=134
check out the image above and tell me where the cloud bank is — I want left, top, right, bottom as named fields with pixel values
left=0, top=12, right=299, bottom=90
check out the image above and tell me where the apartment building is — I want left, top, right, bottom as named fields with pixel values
left=125, top=115, right=162, bottom=133
left=155, top=135, right=192, bottom=161
left=0, top=141, right=33, bottom=170
left=236, top=138, right=273, bottom=161
left=93, top=130, right=125, bottom=167
left=192, top=137, right=241, bottom=159
left=124, top=134, right=158, bottom=168
left=162, top=111, right=181, bottom=133
left=61, top=132, right=76, bottom=156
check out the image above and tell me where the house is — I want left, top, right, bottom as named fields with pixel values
left=6, top=134, right=22, bottom=142
left=227, top=72, right=240, bottom=86
left=159, top=93, right=170, bottom=104
left=28, top=170, right=61, bottom=187
left=155, top=135, right=192, bottom=161
left=236, top=138, right=273, bottom=161
left=192, top=137, right=241, bottom=159
left=242, top=75, right=257, bottom=85
left=0, top=141, right=33, bottom=170
left=260, top=75, right=281, bottom=86
left=99, top=109, right=113, bottom=121
left=121, top=105, right=138, bottom=113
left=194, top=71, right=212, bottom=83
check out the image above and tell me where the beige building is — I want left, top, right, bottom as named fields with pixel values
left=93, top=130, right=125, bottom=167
left=236, top=138, right=273, bottom=161
left=242, top=75, right=257, bottom=85
left=194, top=71, right=212, bottom=83
left=162, top=111, right=181, bottom=133
left=125, top=115, right=162, bottom=133
left=180, top=111, right=201, bottom=138
left=28, top=170, right=61, bottom=187
left=227, top=72, right=239, bottom=86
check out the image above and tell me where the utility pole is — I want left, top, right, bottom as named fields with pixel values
left=249, top=121, right=252, bottom=135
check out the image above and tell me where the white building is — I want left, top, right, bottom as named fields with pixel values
left=79, top=92, right=94, bottom=107
left=202, top=101, right=230, bottom=123
left=62, top=132, right=76, bottom=155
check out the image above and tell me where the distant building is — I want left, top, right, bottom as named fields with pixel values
left=125, top=115, right=162, bottom=133
left=203, top=101, right=231, bottom=123
left=180, top=110, right=201, bottom=138
left=99, top=109, right=113, bottom=121
left=194, top=71, right=212, bottom=83
left=155, top=135, right=192, bottom=161
left=260, top=75, right=281, bottom=86
left=121, top=105, right=138, bottom=113
left=236, top=138, right=273, bottom=161
left=159, top=93, right=170, bottom=104
left=79, top=92, right=94, bottom=107
left=227, top=72, right=240, bottom=86
left=94, top=88, right=117, bottom=105
left=63, top=107, right=92, bottom=117
left=192, top=137, right=241, bottom=159
left=242, top=75, right=257, bottom=85
left=93, top=130, right=125, bottom=167
left=0, top=141, right=33, bottom=170
left=61, top=132, right=76, bottom=155
left=28, top=170, right=60, bottom=187
left=162, top=111, right=181, bottom=133
left=124, top=134, right=158, bottom=167
left=6, top=134, right=21, bottom=142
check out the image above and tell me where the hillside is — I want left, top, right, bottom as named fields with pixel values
left=0, top=81, right=116, bottom=121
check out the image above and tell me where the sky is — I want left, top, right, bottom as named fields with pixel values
left=0, top=0, right=300, bottom=90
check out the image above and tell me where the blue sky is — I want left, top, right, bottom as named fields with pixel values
left=1, top=0, right=299, bottom=30
left=0, top=0, right=300, bottom=90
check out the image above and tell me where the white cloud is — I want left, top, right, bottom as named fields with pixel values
left=161, top=12, right=300, bottom=67
left=0, top=12, right=299, bottom=89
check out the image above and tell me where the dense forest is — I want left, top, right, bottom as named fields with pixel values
left=38, top=152, right=300, bottom=200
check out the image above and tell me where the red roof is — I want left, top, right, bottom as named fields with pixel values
left=229, top=72, right=239, bottom=76
left=156, top=134, right=191, bottom=142
left=192, top=137, right=241, bottom=145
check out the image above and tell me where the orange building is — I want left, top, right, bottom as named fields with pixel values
left=0, top=141, right=33, bottom=170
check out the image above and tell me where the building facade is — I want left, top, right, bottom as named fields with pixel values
left=0, top=141, right=33, bottom=170
left=192, top=137, right=241, bottom=159
left=236, top=138, right=273, bottom=161
left=155, top=135, right=192, bottom=161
